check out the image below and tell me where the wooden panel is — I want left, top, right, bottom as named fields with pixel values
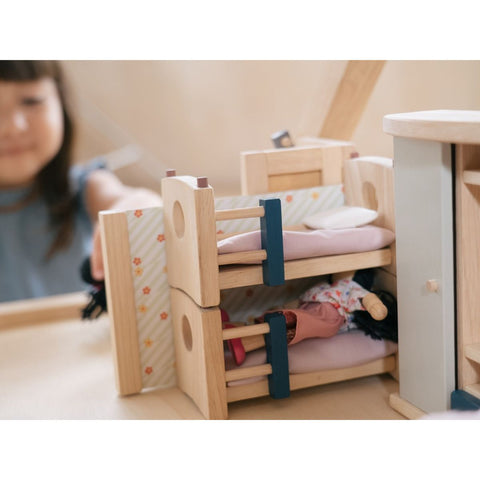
left=99, top=211, right=142, bottom=395
left=464, top=344, right=480, bottom=364
left=218, top=248, right=391, bottom=290
left=455, top=144, right=480, bottom=388
left=389, top=393, right=426, bottom=420
left=265, top=147, right=324, bottom=175
left=268, top=171, right=322, bottom=193
left=240, top=152, right=268, bottom=195
left=393, top=137, right=456, bottom=413
left=321, top=146, right=347, bottom=185
left=170, top=287, right=227, bottom=420
left=463, top=169, right=480, bottom=186
left=289, top=355, right=395, bottom=390
left=240, top=143, right=351, bottom=195
left=344, top=157, right=395, bottom=231
left=296, top=136, right=356, bottom=153
left=319, top=60, right=385, bottom=140
left=0, top=292, right=90, bottom=330
left=344, top=156, right=396, bottom=276
left=464, top=383, right=480, bottom=399
left=161, top=175, right=220, bottom=308
left=226, top=355, right=396, bottom=403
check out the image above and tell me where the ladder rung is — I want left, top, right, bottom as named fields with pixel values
left=225, top=364, right=272, bottom=382
left=222, top=323, right=270, bottom=340
left=215, top=206, right=265, bottom=221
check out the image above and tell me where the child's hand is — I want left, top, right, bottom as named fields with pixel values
left=85, top=169, right=163, bottom=283
left=90, top=223, right=104, bottom=281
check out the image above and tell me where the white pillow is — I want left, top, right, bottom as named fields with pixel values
left=303, top=206, right=378, bottom=230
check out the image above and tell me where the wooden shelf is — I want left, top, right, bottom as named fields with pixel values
left=463, top=170, right=480, bottom=186
left=464, top=343, right=480, bottom=364
left=464, top=383, right=480, bottom=399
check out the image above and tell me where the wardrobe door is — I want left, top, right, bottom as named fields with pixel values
left=394, top=137, right=456, bottom=413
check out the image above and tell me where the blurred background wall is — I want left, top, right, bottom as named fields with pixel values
left=62, top=60, right=480, bottom=195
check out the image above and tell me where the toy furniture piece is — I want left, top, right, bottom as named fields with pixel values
left=240, top=138, right=355, bottom=195
left=99, top=141, right=360, bottom=400
left=162, top=144, right=397, bottom=419
left=384, top=109, right=480, bottom=419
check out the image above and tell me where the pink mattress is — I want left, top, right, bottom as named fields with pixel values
left=217, top=226, right=395, bottom=263
left=225, top=329, right=397, bottom=386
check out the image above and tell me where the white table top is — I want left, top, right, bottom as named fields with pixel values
left=383, top=110, right=480, bottom=144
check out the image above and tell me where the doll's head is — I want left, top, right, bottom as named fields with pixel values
left=0, top=61, right=76, bottom=256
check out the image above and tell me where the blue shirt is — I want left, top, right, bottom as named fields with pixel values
left=0, top=160, right=105, bottom=303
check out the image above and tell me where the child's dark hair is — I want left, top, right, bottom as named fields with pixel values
left=0, top=60, right=76, bottom=258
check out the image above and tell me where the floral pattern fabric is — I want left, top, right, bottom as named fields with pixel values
left=300, top=279, right=370, bottom=331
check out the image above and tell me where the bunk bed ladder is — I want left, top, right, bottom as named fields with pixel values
left=259, top=198, right=285, bottom=286
left=264, top=311, right=290, bottom=398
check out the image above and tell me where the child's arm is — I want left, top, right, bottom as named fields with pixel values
left=85, top=169, right=163, bottom=280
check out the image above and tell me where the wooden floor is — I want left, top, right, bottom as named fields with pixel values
left=0, top=313, right=404, bottom=420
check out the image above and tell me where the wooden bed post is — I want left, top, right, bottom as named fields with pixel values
left=99, top=210, right=143, bottom=395
left=161, top=174, right=220, bottom=308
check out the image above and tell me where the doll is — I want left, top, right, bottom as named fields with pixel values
left=334, top=269, right=398, bottom=342
left=223, top=268, right=396, bottom=365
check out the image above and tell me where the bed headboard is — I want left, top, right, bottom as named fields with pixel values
left=344, top=156, right=395, bottom=232
left=240, top=140, right=356, bottom=195
left=343, top=156, right=396, bottom=293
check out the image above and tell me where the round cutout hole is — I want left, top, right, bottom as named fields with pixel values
left=182, top=315, right=193, bottom=351
left=173, top=201, right=185, bottom=238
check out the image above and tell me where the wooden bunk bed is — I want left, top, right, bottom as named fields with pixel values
left=159, top=143, right=397, bottom=419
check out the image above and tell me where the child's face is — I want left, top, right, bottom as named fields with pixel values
left=0, top=78, right=64, bottom=188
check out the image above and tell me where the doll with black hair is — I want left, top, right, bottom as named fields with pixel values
left=340, top=268, right=398, bottom=342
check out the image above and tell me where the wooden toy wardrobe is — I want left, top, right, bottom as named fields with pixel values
left=100, top=140, right=398, bottom=420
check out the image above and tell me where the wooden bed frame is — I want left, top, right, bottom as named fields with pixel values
left=159, top=143, right=396, bottom=419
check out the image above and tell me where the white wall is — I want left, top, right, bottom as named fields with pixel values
left=62, top=60, right=480, bottom=195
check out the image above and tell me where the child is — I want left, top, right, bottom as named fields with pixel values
left=0, top=60, right=162, bottom=302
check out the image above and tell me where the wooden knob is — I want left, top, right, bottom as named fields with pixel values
left=197, top=177, right=208, bottom=188
left=426, top=280, right=439, bottom=293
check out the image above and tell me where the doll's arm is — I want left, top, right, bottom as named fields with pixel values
left=361, top=292, right=388, bottom=320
